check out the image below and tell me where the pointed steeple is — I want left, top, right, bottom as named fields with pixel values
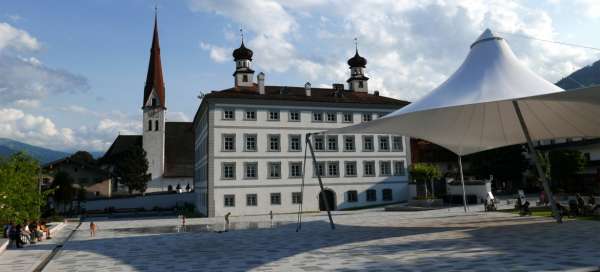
left=143, top=9, right=166, bottom=109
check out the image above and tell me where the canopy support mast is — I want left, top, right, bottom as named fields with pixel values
left=512, top=100, right=561, bottom=223
left=458, top=156, right=468, bottom=213
left=306, top=133, right=336, bottom=230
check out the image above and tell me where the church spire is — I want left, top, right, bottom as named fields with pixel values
left=143, top=8, right=166, bottom=109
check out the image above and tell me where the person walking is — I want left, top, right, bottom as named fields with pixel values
left=89, top=221, right=97, bottom=237
left=224, top=212, right=231, bottom=232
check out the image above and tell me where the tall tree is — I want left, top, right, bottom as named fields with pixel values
left=51, top=171, right=76, bottom=213
left=548, top=149, right=586, bottom=192
left=410, top=163, right=441, bottom=198
left=0, top=152, right=47, bottom=224
left=70, top=150, right=95, bottom=165
left=113, top=146, right=150, bottom=194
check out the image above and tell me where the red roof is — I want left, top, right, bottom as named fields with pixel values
left=143, top=14, right=166, bottom=108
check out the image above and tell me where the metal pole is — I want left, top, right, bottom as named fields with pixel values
left=512, top=100, right=561, bottom=223
left=306, top=133, right=335, bottom=230
left=296, top=138, right=309, bottom=232
left=458, top=156, right=468, bottom=213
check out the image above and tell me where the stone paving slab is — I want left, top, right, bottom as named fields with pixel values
left=39, top=207, right=600, bottom=272
left=0, top=223, right=76, bottom=272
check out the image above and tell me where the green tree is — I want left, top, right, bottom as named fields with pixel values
left=548, top=149, right=586, bottom=192
left=113, top=146, right=150, bottom=194
left=70, top=150, right=95, bottom=165
left=464, top=145, right=529, bottom=192
left=0, top=152, right=47, bottom=224
left=410, top=163, right=441, bottom=198
left=51, top=171, right=76, bottom=213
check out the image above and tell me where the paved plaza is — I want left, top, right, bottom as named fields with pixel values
left=1, top=206, right=600, bottom=272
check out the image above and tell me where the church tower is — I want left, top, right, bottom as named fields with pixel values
left=142, top=11, right=166, bottom=180
left=232, top=34, right=254, bottom=87
left=347, top=42, right=369, bottom=92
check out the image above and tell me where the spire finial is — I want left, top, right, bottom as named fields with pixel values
left=240, top=26, right=244, bottom=44
left=354, top=37, right=358, bottom=53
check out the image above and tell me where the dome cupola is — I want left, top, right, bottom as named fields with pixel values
left=347, top=50, right=367, bottom=68
left=233, top=41, right=253, bottom=61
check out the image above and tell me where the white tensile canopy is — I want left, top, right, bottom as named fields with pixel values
left=315, top=29, right=600, bottom=222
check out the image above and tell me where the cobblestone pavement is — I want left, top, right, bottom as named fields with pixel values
left=0, top=223, right=77, bottom=272
left=37, top=207, right=600, bottom=272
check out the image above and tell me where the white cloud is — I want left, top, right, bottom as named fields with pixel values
left=199, top=42, right=230, bottom=63
left=12, top=99, right=40, bottom=109
left=189, top=0, right=599, bottom=102
left=574, top=0, right=600, bottom=19
left=0, top=22, right=39, bottom=52
left=166, top=111, right=190, bottom=122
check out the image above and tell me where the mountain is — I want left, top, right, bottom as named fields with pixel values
left=0, top=138, right=70, bottom=164
left=556, top=60, right=600, bottom=90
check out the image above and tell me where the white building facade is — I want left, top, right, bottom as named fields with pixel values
left=193, top=42, right=411, bottom=217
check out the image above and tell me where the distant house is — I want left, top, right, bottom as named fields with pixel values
left=43, top=156, right=113, bottom=199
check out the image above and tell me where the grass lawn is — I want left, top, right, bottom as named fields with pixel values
left=498, top=206, right=600, bottom=221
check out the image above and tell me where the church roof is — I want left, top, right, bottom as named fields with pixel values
left=202, top=85, right=409, bottom=107
left=101, top=122, right=194, bottom=178
left=143, top=13, right=166, bottom=108
left=232, top=41, right=253, bottom=61
left=164, top=122, right=194, bottom=178
left=347, top=50, right=367, bottom=68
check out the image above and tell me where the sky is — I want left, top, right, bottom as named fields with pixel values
left=1, top=0, right=600, bottom=153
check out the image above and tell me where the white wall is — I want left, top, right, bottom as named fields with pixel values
left=196, top=102, right=411, bottom=217
left=84, top=192, right=195, bottom=211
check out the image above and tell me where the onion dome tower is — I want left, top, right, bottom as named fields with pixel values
left=232, top=31, right=255, bottom=88
left=347, top=39, right=369, bottom=92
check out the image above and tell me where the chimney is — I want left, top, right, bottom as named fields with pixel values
left=257, top=72, right=265, bottom=95
left=374, top=90, right=380, bottom=96
left=305, top=82, right=311, bottom=96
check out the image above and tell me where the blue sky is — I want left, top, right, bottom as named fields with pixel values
left=1, top=0, right=600, bottom=152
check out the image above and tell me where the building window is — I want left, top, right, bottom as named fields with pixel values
left=380, top=161, right=392, bottom=176
left=292, top=192, right=302, bottom=204
left=289, top=162, right=302, bottom=178
left=314, top=135, right=325, bottom=151
left=245, top=110, right=256, bottom=120
left=358, top=81, right=364, bottom=88
left=312, top=112, right=323, bottom=122
left=379, top=136, right=390, bottom=151
left=382, top=189, right=393, bottom=201
left=268, top=134, right=281, bottom=152
left=268, top=110, right=280, bottom=121
left=242, top=74, right=249, bottom=82
left=224, top=194, right=235, bottom=207
left=363, top=136, right=374, bottom=151
left=148, top=120, right=152, bottom=131
left=392, top=136, right=403, bottom=152
left=345, top=161, right=357, bottom=177
left=343, top=112, right=353, bottom=123
left=314, top=161, right=326, bottom=177
left=327, top=161, right=339, bottom=177
left=326, top=112, right=337, bottom=122
left=289, top=135, right=302, bottom=152
left=246, top=194, right=257, bottom=206
left=394, top=160, right=406, bottom=176
left=244, top=162, right=258, bottom=179
left=327, top=135, right=338, bottom=151
left=362, top=113, right=372, bottom=122
left=155, top=120, right=159, bottom=131
left=289, top=111, right=300, bottom=121
left=223, top=134, right=236, bottom=151
left=222, top=162, right=236, bottom=179
left=244, top=134, right=257, bottom=152
left=151, top=98, right=157, bottom=107
left=268, top=162, right=281, bottom=179
left=347, top=190, right=358, bottom=202
left=366, top=189, right=377, bottom=202
left=223, top=109, right=235, bottom=120
left=364, top=161, right=375, bottom=176
left=343, top=136, right=355, bottom=151
left=270, top=193, right=281, bottom=205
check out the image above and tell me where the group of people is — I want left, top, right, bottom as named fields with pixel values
left=167, top=183, right=192, bottom=194
left=3, top=221, right=51, bottom=249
